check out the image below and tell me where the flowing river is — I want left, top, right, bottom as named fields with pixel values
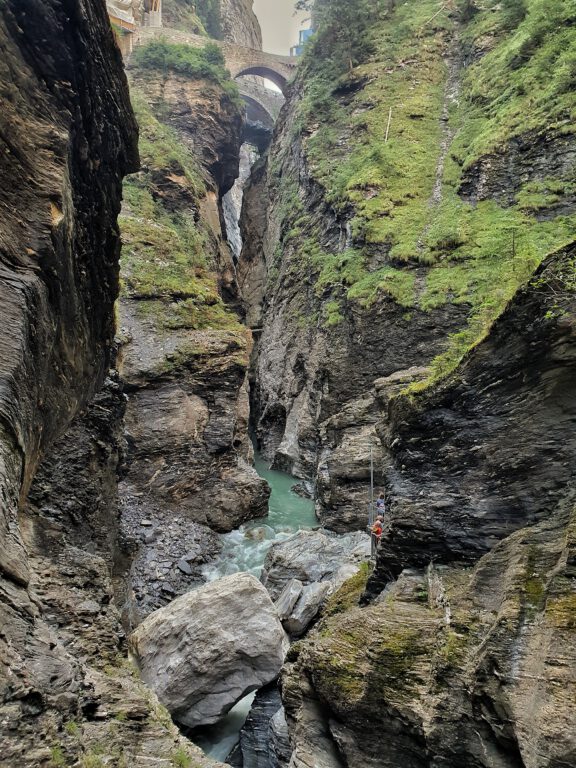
left=202, top=452, right=317, bottom=582
left=192, top=452, right=317, bottom=761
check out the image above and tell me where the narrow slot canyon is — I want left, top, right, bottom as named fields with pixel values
left=1, top=1, right=576, bottom=767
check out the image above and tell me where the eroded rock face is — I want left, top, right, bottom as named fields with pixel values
left=240, top=78, right=468, bottom=531
left=118, top=65, right=269, bottom=620
left=261, top=529, right=370, bottom=600
left=220, top=0, right=262, bottom=49
left=119, top=317, right=270, bottom=535
left=0, top=1, right=205, bottom=764
left=368, top=243, right=576, bottom=595
left=0, top=0, right=137, bottom=588
left=228, top=683, right=291, bottom=768
left=15, top=390, right=216, bottom=767
left=284, top=496, right=576, bottom=768
left=282, top=245, right=576, bottom=767
left=130, top=573, right=288, bottom=728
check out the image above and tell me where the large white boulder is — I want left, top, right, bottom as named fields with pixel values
left=129, top=573, right=288, bottom=728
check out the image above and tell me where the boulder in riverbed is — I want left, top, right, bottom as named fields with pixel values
left=129, top=572, right=288, bottom=728
left=261, top=529, right=370, bottom=600
left=268, top=533, right=370, bottom=636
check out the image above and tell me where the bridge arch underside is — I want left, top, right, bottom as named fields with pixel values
left=234, top=66, right=287, bottom=92
left=241, top=95, right=275, bottom=130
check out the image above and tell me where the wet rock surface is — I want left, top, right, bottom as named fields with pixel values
left=240, top=77, right=469, bottom=529
left=118, top=491, right=221, bottom=627
left=227, top=683, right=291, bottom=768
left=130, top=573, right=289, bottom=729
left=368, top=242, right=576, bottom=594
left=282, top=245, right=576, bottom=767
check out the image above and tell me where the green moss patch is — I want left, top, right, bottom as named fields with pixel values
left=273, top=0, right=575, bottom=380
left=120, top=85, right=241, bottom=335
left=133, top=40, right=241, bottom=106
left=322, top=562, right=372, bottom=618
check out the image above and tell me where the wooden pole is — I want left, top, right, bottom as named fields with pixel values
left=385, top=107, right=392, bottom=143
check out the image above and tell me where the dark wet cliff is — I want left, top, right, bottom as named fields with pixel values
left=241, top=0, right=576, bottom=535
left=0, top=0, right=138, bottom=587
left=116, top=44, right=270, bottom=626
left=0, top=2, right=228, bottom=765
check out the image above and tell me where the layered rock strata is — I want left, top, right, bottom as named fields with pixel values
left=243, top=1, right=576, bottom=764
left=282, top=242, right=576, bottom=768
left=240, top=0, right=576, bottom=536
left=118, top=62, right=270, bottom=622
left=0, top=1, right=217, bottom=764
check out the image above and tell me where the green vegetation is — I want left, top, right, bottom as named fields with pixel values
left=274, top=0, right=576, bottom=383
left=133, top=40, right=241, bottom=105
left=322, top=562, right=372, bottom=618
left=120, top=87, right=242, bottom=335
left=80, top=755, right=105, bottom=768
left=171, top=746, right=194, bottom=768
left=194, top=0, right=222, bottom=38
left=522, top=544, right=546, bottom=618
left=64, top=721, right=80, bottom=737
left=438, top=628, right=468, bottom=667
left=50, top=746, right=66, bottom=768
left=130, top=89, right=205, bottom=194
left=547, top=593, right=576, bottom=629
left=162, top=0, right=208, bottom=35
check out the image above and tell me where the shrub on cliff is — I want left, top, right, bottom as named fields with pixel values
left=133, top=40, right=240, bottom=104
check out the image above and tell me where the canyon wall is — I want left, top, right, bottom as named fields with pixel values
left=241, top=0, right=576, bottom=532
left=0, top=2, right=233, bottom=765
left=117, top=49, right=269, bottom=624
left=163, top=0, right=262, bottom=48
left=241, top=0, right=576, bottom=764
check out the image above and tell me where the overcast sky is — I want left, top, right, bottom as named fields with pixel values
left=253, top=0, right=308, bottom=55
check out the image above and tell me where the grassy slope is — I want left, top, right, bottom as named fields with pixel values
left=280, top=0, right=576, bottom=385
left=119, top=47, right=243, bottom=334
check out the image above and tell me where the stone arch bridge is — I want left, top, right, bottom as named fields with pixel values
left=134, top=27, right=297, bottom=124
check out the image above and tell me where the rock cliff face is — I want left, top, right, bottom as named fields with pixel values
left=220, top=0, right=262, bottom=49
left=0, top=1, right=217, bottom=765
left=118, top=58, right=269, bottom=624
left=241, top=0, right=576, bottom=536
left=163, top=0, right=262, bottom=48
left=0, top=3, right=230, bottom=765
left=282, top=241, right=576, bottom=768
left=240, top=0, right=576, bottom=765
left=0, top=0, right=137, bottom=589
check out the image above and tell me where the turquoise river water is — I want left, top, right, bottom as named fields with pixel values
left=193, top=453, right=317, bottom=761
left=201, top=452, right=317, bottom=582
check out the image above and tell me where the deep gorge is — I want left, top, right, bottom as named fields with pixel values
left=0, top=0, right=575, bottom=766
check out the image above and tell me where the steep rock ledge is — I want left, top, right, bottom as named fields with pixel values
left=0, top=0, right=137, bottom=587
left=0, top=0, right=212, bottom=764
left=284, top=495, right=576, bottom=768
left=282, top=241, right=576, bottom=768
left=368, top=242, right=576, bottom=590
left=241, top=0, right=576, bottom=536
left=118, top=60, right=269, bottom=623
